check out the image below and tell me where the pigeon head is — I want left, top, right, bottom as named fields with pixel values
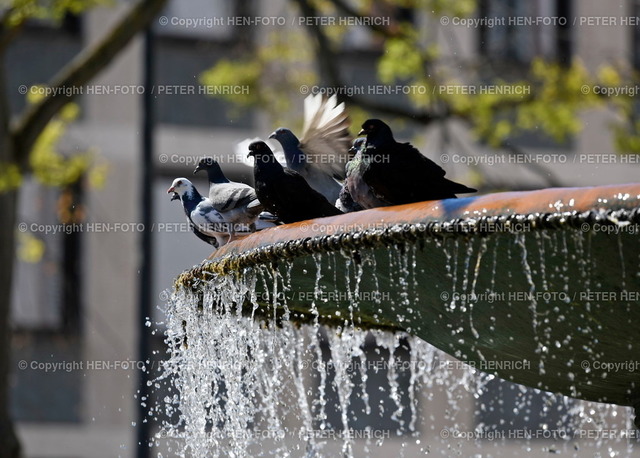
left=247, top=141, right=275, bottom=160
left=167, top=178, right=196, bottom=201
left=269, top=127, right=298, bottom=144
left=358, top=119, right=394, bottom=143
left=269, top=127, right=305, bottom=168
left=193, top=156, right=218, bottom=174
left=193, top=156, right=228, bottom=183
left=349, top=137, right=367, bottom=155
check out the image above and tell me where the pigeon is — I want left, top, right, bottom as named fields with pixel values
left=167, top=178, right=255, bottom=248
left=349, top=119, right=477, bottom=209
left=344, top=136, right=389, bottom=209
left=255, top=211, right=282, bottom=230
left=268, top=94, right=351, bottom=203
left=335, top=138, right=365, bottom=213
left=335, top=185, right=364, bottom=213
left=193, top=157, right=264, bottom=229
left=247, top=141, right=343, bottom=224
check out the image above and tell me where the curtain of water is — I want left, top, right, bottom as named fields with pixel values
left=151, top=228, right=637, bottom=457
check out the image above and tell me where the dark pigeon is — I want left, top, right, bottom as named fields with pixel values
left=336, top=138, right=365, bottom=213
left=168, top=178, right=255, bottom=248
left=335, top=185, right=364, bottom=213
left=344, top=136, right=389, bottom=209
left=193, top=157, right=264, bottom=230
left=269, top=94, right=351, bottom=203
left=247, top=141, right=343, bottom=224
left=349, top=119, right=476, bottom=208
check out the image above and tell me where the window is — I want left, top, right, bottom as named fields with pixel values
left=153, top=0, right=255, bottom=128
left=158, top=0, right=234, bottom=41
left=476, top=0, right=574, bottom=148
left=7, top=14, right=83, bottom=115
left=11, top=179, right=84, bottom=422
left=12, top=180, right=83, bottom=332
left=154, top=37, right=255, bottom=128
left=478, top=0, right=572, bottom=64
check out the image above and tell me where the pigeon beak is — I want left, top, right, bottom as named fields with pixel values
left=168, top=186, right=179, bottom=201
left=193, top=164, right=202, bottom=174
left=358, top=128, right=367, bottom=136
left=268, top=132, right=276, bottom=139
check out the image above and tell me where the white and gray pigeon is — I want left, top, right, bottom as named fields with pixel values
left=168, top=178, right=255, bottom=248
left=268, top=94, right=351, bottom=203
left=193, top=157, right=264, bottom=229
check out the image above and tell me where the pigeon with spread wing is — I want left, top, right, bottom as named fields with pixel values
left=269, top=94, right=351, bottom=203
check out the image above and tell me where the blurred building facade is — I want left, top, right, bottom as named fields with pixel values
left=9, top=0, right=639, bottom=456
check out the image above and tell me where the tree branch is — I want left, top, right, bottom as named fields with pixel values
left=293, top=0, right=572, bottom=190
left=0, top=8, right=26, bottom=55
left=294, top=0, right=443, bottom=124
left=327, top=0, right=403, bottom=38
left=293, top=0, right=341, bottom=85
left=11, top=0, right=168, bottom=168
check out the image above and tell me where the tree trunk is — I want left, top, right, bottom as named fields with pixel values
left=0, top=2, right=168, bottom=454
left=0, top=191, right=20, bottom=458
left=0, top=19, right=20, bottom=452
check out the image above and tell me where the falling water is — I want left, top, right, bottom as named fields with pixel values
left=149, top=221, right=639, bottom=457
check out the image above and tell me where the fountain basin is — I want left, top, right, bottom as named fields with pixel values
left=175, top=183, right=640, bottom=412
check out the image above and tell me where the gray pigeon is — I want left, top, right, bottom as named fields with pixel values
left=168, top=178, right=255, bottom=248
left=269, top=94, right=351, bottom=203
left=193, top=157, right=264, bottom=234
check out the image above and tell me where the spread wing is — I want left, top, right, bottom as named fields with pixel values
left=298, top=94, right=351, bottom=180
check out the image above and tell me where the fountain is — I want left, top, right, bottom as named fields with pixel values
left=154, top=183, right=640, bottom=456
